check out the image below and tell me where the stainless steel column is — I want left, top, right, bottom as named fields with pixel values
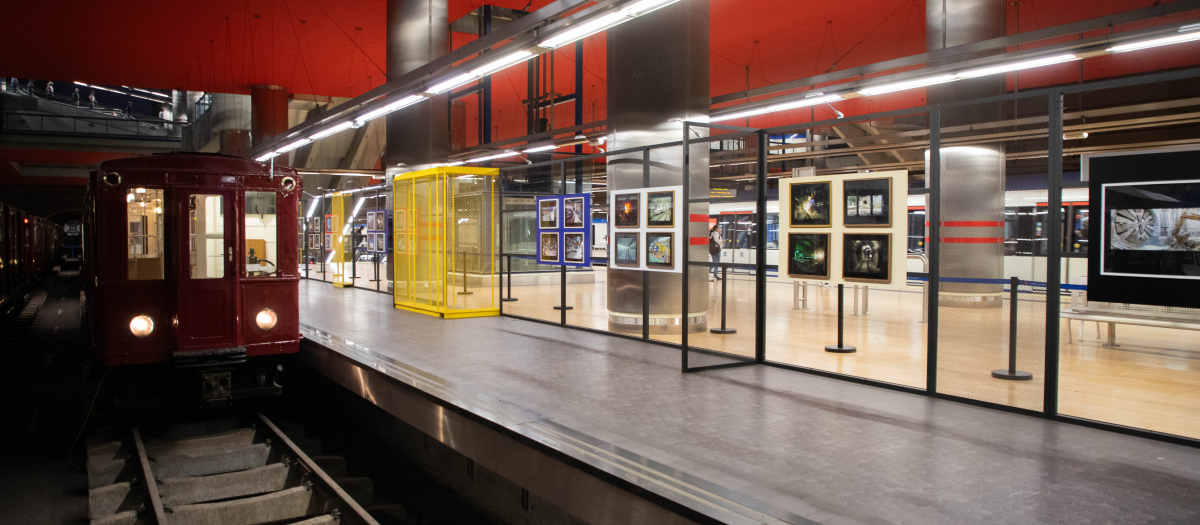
left=926, top=0, right=1007, bottom=307
left=386, top=0, right=449, bottom=170
left=606, top=0, right=710, bottom=334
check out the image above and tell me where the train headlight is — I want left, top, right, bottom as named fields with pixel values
left=129, top=315, right=154, bottom=337
left=255, top=308, right=278, bottom=330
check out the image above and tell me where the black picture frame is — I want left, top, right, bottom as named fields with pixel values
left=646, top=232, right=674, bottom=268
left=789, top=181, right=832, bottom=228
left=843, top=233, right=891, bottom=284
left=614, top=193, right=640, bottom=228
left=843, top=178, right=892, bottom=227
left=786, top=233, right=830, bottom=279
left=613, top=232, right=640, bottom=268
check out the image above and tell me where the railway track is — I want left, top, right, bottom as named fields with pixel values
left=86, top=412, right=402, bottom=525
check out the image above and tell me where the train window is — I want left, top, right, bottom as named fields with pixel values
left=128, top=188, right=164, bottom=280
left=190, top=194, right=225, bottom=279
left=245, top=191, right=278, bottom=277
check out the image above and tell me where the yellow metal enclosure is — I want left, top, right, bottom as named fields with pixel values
left=392, top=167, right=498, bottom=318
left=330, top=191, right=355, bottom=287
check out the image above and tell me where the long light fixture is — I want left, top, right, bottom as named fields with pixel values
left=471, top=51, right=535, bottom=77
left=1107, top=25, right=1200, bottom=53
left=956, top=53, right=1079, bottom=78
left=857, top=74, right=959, bottom=96
left=255, top=152, right=279, bottom=162
left=310, top=121, right=355, bottom=140
left=356, top=94, right=425, bottom=124
left=427, top=73, right=477, bottom=95
left=275, top=138, right=312, bottom=155
left=712, top=94, right=843, bottom=122
left=523, top=144, right=559, bottom=153
left=538, top=0, right=681, bottom=49
left=466, top=151, right=520, bottom=163
left=306, top=198, right=321, bottom=218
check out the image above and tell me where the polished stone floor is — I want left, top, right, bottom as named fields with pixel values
left=300, top=280, right=1200, bottom=525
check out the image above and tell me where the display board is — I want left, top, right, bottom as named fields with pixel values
left=608, top=185, right=684, bottom=273
left=366, top=209, right=388, bottom=253
left=779, top=170, right=908, bottom=288
left=1088, top=148, right=1200, bottom=308
left=536, top=194, right=592, bottom=267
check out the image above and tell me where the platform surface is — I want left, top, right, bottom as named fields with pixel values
left=299, top=280, right=1200, bottom=525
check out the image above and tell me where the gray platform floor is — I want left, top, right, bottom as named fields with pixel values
left=300, top=280, right=1200, bottom=525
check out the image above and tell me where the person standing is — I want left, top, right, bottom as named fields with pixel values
left=125, top=101, right=133, bottom=118
left=26, top=79, right=34, bottom=95
left=45, top=81, right=54, bottom=100
left=88, top=90, right=96, bottom=109
left=71, top=87, right=81, bottom=106
left=708, top=224, right=723, bottom=281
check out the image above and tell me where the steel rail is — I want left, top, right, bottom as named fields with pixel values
left=131, top=427, right=169, bottom=524
left=256, top=412, right=381, bottom=525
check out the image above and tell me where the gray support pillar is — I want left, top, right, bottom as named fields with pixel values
left=926, top=0, right=1006, bottom=307
left=386, top=0, right=449, bottom=171
left=606, top=0, right=710, bottom=334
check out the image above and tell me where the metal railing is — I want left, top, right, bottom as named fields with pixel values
left=1, top=110, right=180, bottom=140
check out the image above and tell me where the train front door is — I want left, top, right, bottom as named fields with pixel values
left=176, top=191, right=238, bottom=352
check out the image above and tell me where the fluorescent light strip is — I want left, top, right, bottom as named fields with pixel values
left=523, top=144, right=558, bottom=153
left=275, top=138, right=312, bottom=154
left=427, top=73, right=477, bottom=95
left=356, top=94, right=426, bottom=123
left=255, top=152, right=279, bottom=162
left=306, top=198, right=321, bottom=218
left=539, top=11, right=630, bottom=48
left=1107, top=29, right=1200, bottom=53
left=351, top=196, right=366, bottom=218
left=310, top=121, right=355, bottom=140
left=471, top=51, right=535, bottom=77
left=858, top=74, right=959, bottom=96
left=623, top=0, right=681, bottom=16
left=466, top=151, right=520, bottom=163
left=712, top=94, right=843, bottom=122
left=956, top=54, right=1079, bottom=78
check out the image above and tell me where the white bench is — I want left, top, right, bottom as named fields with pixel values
left=1061, top=290, right=1200, bottom=347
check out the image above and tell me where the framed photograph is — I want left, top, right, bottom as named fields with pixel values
left=539, top=198, right=559, bottom=229
left=376, top=233, right=386, bottom=252
left=324, top=233, right=332, bottom=250
left=325, top=214, right=333, bottom=233
left=396, top=209, right=407, bottom=232
left=1102, top=179, right=1200, bottom=279
left=646, top=232, right=674, bottom=268
left=563, top=197, right=586, bottom=228
left=395, top=233, right=406, bottom=254
left=368, top=234, right=377, bottom=252
left=613, top=232, right=640, bottom=268
left=374, top=210, right=386, bottom=231
left=787, top=233, right=830, bottom=279
left=564, top=232, right=585, bottom=263
left=614, top=193, right=639, bottom=228
left=408, top=233, right=417, bottom=255
left=646, top=191, right=675, bottom=228
left=843, top=233, right=891, bottom=284
left=789, top=181, right=831, bottom=227
left=843, top=178, right=891, bottom=227
left=539, top=232, right=560, bottom=263
left=366, top=211, right=376, bottom=231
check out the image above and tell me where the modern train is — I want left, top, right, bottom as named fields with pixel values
left=0, top=201, right=59, bottom=312
left=83, top=152, right=301, bottom=407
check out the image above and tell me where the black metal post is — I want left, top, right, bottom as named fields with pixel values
left=682, top=127, right=691, bottom=369
left=457, top=251, right=473, bottom=295
left=754, top=130, right=767, bottom=362
left=711, top=264, right=736, bottom=334
left=554, top=161, right=571, bottom=318
left=1044, top=92, right=1064, bottom=412
left=502, top=255, right=517, bottom=302
left=825, top=284, right=857, bottom=353
left=926, top=109, right=940, bottom=392
left=642, top=148, right=651, bottom=342
left=993, top=276, right=1032, bottom=380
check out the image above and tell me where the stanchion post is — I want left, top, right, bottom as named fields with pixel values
left=825, top=284, right=857, bottom=353
left=711, top=264, right=736, bottom=334
left=501, top=254, right=517, bottom=302
left=457, top=251, right=473, bottom=296
left=992, top=276, right=1032, bottom=380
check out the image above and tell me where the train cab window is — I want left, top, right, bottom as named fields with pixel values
left=190, top=194, right=225, bottom=279
left=127, top=188, right=165, bottom=280
left=245, top=191, right=278, bottom=277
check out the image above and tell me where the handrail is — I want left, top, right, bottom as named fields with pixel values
left=1, top=110, right=180, bottom=140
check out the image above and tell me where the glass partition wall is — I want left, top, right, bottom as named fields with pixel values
left=295, top=66, right=1200, bottom=445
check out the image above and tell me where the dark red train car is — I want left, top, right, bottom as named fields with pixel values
left=1, top=201, right=58, bottom=311
left=84, top=152, right=301, bottom=406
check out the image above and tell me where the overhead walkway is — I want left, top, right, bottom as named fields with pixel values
left=0, top=90, right=180, bottom=149
left=298, top=279, right=1200, bottom=525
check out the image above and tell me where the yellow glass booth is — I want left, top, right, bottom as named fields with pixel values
left=392, top=166, right=499, bottom=318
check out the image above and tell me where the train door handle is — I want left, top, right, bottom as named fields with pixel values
left=228, top=247, right=233, bottom=262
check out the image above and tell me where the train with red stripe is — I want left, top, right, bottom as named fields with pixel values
left=1, top=201, right=60, bottom=312
left=83, top=152, right=301, bottom=407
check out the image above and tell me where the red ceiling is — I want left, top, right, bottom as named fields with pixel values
left=1, top=0, right=1198, bottom=118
